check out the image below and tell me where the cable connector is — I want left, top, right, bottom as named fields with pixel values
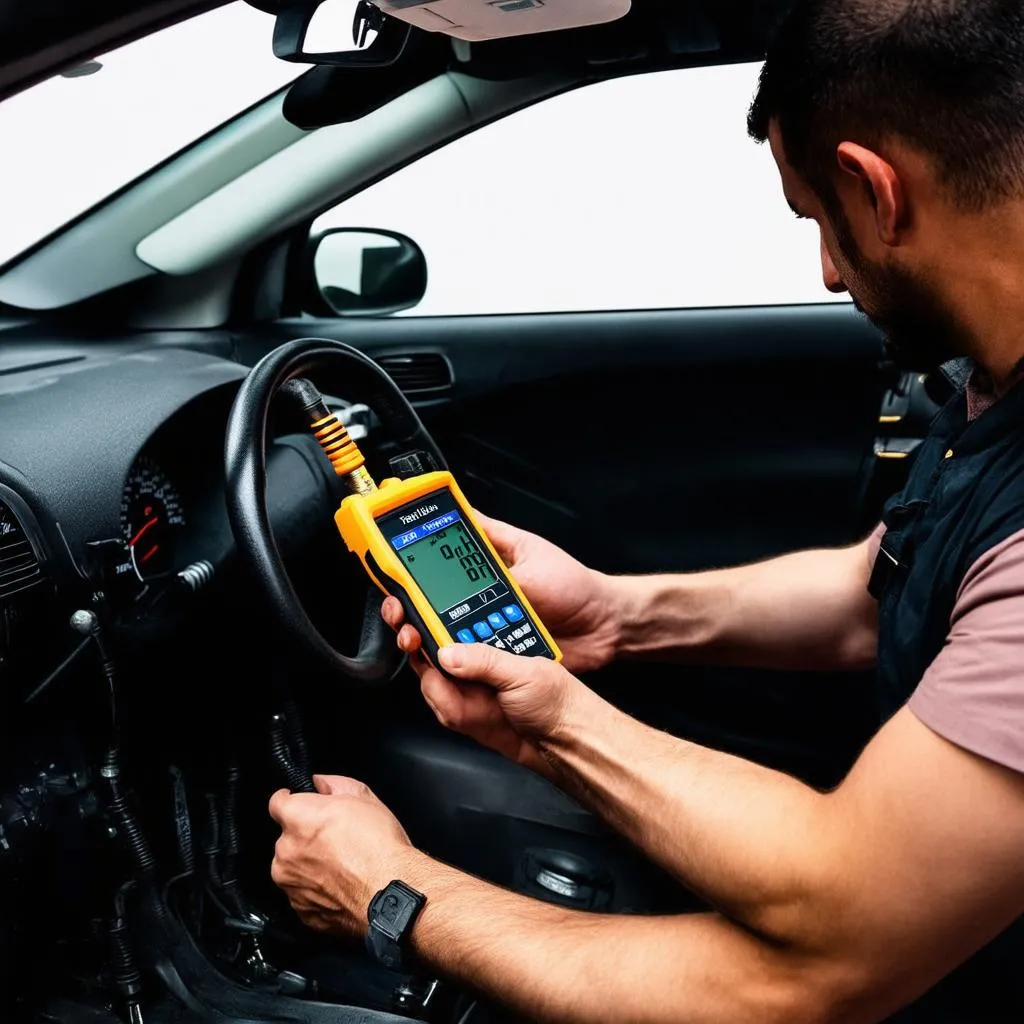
left=281, top=378, right=377, bottom=495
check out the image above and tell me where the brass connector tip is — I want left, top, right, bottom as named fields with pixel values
left=345, top=465, right=378, bottom=496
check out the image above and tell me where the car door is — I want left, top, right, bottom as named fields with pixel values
left=241, top=62, right=891, bottom=911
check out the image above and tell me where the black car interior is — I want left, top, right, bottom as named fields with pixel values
left=0, top=1, right=948, bottom=1022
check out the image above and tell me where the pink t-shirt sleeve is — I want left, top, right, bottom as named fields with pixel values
left=909, top=527, right=1024, bottom=774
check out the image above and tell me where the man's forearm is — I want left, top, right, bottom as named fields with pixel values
left=540, top=687, right=832, bottom=944
left=607, top=539, right=879, bottom=672
left=394, top=848, right=840, bottom=1024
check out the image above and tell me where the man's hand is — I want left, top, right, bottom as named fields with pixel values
left=420, top=642, right=595, bottom=777
left=383, top=512, right=622, bottom=675
left=269, top=774, right=413, bottom=938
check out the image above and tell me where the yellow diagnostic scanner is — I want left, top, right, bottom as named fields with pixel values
left=337, top=472, right=561, bottom=664
left=299, top=388, right=561, bottom=667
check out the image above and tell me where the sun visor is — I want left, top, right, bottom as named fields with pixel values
left=371, top=0, right=631, bottom=42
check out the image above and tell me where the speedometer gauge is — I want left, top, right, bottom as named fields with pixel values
left=120, top=457, right=186, bottom=578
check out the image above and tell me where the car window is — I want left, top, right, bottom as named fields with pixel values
left=314, top=63, right=849, bottom=316
left=0, top=2, right=298, bottom=268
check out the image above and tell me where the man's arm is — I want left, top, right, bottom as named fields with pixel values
left=608, top=533, right=881, bottom=671
left=545, top=694, right=1024, bottom=949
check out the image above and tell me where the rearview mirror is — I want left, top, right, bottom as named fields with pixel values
left=309, top=228, right=427, bottom=317
left=269, top=0, right=411, bottom=66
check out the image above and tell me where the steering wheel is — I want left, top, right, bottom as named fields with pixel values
left=224, top=337, right=447, bottom=683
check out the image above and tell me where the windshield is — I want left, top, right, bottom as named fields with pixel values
left=0, top=2, right=299, bottom=268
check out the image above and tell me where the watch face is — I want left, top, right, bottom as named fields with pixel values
left=371, top=881, right=424, bottom=941
left=379, top=891, right=404, bottom=932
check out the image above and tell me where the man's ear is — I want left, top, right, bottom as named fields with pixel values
left=836, top=141, right=907, bottom=247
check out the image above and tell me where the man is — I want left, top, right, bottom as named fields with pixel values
left=268, top=1, right=1024, bottom=1020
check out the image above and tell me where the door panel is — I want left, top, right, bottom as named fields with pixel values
left=256, top=302, right=885, bottom=573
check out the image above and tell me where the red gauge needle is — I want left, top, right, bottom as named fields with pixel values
left=129, top=516, right=159, bottom=548
left=141, top=544, right=160, bottom=565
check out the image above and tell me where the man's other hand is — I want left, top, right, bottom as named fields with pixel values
left=382, top=512, right=622, bottom=675
left=269, top=774, right=413, bottom=938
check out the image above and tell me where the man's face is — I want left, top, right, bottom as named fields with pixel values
left=768, top=122, right=964, bottom=372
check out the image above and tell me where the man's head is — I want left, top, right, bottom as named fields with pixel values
left=749, top=0, right=1024, bottom=372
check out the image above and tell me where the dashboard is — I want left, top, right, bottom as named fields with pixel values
left=0, top=339, right=343, bottom=695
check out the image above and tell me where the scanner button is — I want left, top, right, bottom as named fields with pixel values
left=456, top=629, right=476, bottom=644
left=502, top=604, right=525, bottom=623
left=472, top=621, right=495, bottom=640
left=487, top=612, right=508, bottom=630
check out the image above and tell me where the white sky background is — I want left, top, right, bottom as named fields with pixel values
left=0, top=1, right=846, bottom=315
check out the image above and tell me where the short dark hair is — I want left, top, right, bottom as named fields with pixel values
left=748, top=0, right=1024, bottom=211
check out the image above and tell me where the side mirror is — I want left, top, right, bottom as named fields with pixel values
left=308, top=228, right=427, bottom=317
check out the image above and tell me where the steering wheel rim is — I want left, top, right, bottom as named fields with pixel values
left=224, top=337, right=447, bottom=683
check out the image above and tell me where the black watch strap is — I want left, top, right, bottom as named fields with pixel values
left=365, top=879, right=427, bottom=971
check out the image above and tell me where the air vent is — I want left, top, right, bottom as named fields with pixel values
left=0, top=499, right=43, bottom=599
left=376, top=353, right=453, bottom=395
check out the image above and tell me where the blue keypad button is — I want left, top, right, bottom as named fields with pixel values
left=456, top=628, right=476, bottom=644
left=502, top=604, right=525, bottom=623
left=487, top=612, right=508, bottom=630
left=472, top=621, right=495, bottom=640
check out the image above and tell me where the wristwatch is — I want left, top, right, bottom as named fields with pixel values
left=365, top=879, right=427, bottom=971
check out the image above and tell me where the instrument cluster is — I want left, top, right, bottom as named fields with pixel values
left=118, top=456, right=188, bottom=582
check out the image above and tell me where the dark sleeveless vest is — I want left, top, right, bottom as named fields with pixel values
left=871, top=379, right=1024, bottom=1022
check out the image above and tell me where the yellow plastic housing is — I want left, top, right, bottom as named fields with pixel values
left=335, top=471, right=561, bottom=662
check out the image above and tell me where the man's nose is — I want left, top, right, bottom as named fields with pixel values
left=821, top=237, right=848, bottom=294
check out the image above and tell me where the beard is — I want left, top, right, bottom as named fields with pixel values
left=829, top=209, right=966, bottom=373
